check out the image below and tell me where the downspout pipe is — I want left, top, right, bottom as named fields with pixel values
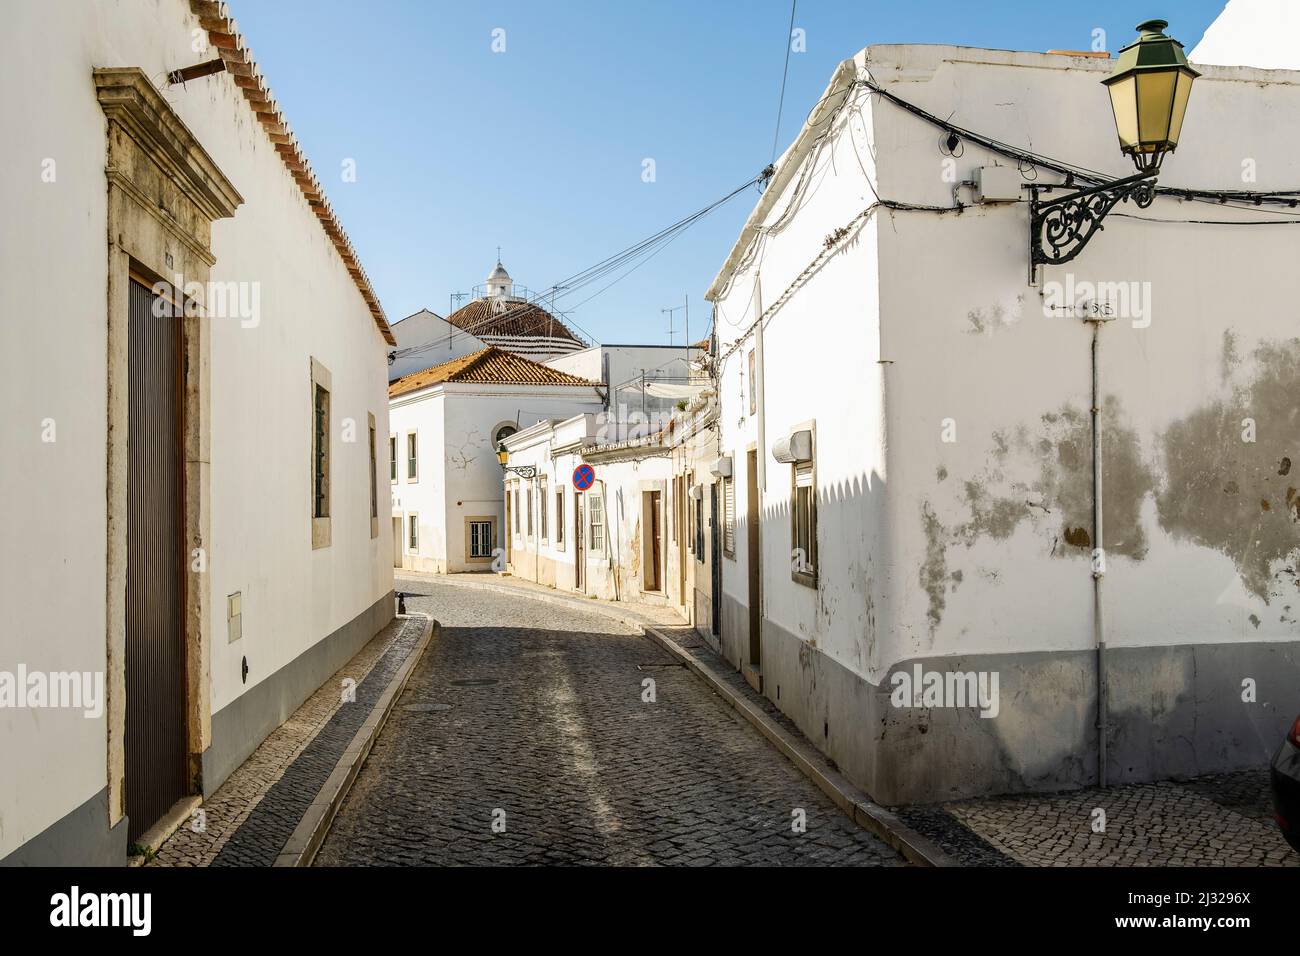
left=1088, top=316, right=1110, bottom=788
left=754, top=273, right=766, bottom=494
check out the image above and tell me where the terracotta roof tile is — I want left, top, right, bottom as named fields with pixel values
left=446, top=298, right=585, bottom=344
left=388, top=347, right=601, bottom=397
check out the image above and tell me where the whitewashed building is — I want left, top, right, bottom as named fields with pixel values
left=1, top=0, right=395, bottom=864
left=388, top=349, right=603, bottom=574
left=706, top=29, right=1300, bottom=803
left=500, top=378, right=722, bottom=636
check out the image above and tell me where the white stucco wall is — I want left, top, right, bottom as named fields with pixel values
left=710, top=60, right=886, bottom=683
left=0, top=0, right=393, bottom=858
left=1190, top=0, right=1300, bottom=69
left=708, top=41, right=1300, bottom=799
left=864, top=44, right=1300, bottom=672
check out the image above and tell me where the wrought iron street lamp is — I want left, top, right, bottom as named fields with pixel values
left=496, top=449, right=537, bottom=478
left=1029, top=19, right=1199, bottom=270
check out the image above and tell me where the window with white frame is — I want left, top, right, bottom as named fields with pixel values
left=540, top=476, right=549, bottom=542
left=589, top=494, right=605, bottom=552
left=407, top=432, right=418, bottom=481
left=526, top=482, right=534, bottom=537
left=723, top=476, right=736, bottom=557
left=389, top=435, right=397, bottom=483
left=408, top=513, right=419, bottom=552
left=555, top=488, right=565, bottom=548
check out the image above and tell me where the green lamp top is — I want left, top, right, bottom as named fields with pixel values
left=1105, top=18, right=1201, bottom=83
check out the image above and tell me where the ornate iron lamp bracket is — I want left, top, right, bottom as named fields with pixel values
left=1028, top=170, right=1157, bottom=278
left=503, top=464, right=537, bottom=479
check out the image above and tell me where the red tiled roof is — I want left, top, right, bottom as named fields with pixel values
left=388, top=347, right=601, bottom=397
left=446, top=297, right=585, bottom=344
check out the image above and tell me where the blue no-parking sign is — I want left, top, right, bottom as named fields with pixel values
left=572, top=463, right=595, bottom=490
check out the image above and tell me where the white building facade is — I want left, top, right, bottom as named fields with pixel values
left=500, top=391, right=721, bottom=636
left=1, top=0, right=395, bottom=864
left=389, top=350, right=604, bottom=575
left=707, top=38, right=1300, bottom=804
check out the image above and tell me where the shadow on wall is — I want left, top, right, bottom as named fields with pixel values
left=720, top=340, right=1300, bottom=803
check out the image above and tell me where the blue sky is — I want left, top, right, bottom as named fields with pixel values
left=232, top=1, right=1226, bottom=345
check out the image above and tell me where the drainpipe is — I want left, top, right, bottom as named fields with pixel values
left=1087, top=316, right=1110, bottom=788
left=754, top=273, right=766, bottom=493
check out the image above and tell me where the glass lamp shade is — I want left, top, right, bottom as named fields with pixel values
left=1103, top=20, right=1200, bottom=171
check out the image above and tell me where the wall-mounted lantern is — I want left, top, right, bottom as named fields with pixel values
left=1029, top=19, right=1198, bottom=272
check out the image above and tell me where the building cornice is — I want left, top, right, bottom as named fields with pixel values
left=94, top=67, right=243, bottom=222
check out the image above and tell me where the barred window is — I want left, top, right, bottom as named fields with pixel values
left=368, top=423, right=378, bottom=520
left=540, top=477, right=549, bottom=542
left=589, top=495, right=605, bottom=552
left=723, top=476, right=735, bottom=556
left=313, top=384, right=329, bottom=518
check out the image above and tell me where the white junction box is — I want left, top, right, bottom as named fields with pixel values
left=974, top=165, right=1024, bottom=203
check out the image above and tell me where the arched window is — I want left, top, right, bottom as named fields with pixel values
left=493, top=423, right=517, bottom=451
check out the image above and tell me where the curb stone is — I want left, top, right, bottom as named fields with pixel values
left=273, top=613, right=438, bottom=867
left=427, top=573, right=954, bottom=867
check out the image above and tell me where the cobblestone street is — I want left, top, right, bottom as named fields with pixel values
left=315, top=577, right=904, bottom=866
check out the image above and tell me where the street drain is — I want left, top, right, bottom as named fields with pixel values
left=403, top=702, right=452, bottom=713
left=637, top=663, right=686, bottom=670
left=450, top=678, right=499, bottom=687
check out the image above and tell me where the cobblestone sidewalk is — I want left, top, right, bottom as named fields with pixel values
left=939, top=771, right=1296, bottom=867
left=151, top=614, right=423, bottom=866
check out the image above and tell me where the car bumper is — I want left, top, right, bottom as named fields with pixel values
left=1271, top=737, right=1300, bottom=852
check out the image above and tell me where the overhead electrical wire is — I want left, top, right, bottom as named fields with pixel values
left=391, top=171, right=770, bottom=360
left=859, top=76, right=1300, bottom=215
left=714, top=74, right=1300, bottom=370
left=770, top=0, right=798, bottom=165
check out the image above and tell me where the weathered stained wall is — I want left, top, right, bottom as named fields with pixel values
left=710, top=41, right=1300, bottom=804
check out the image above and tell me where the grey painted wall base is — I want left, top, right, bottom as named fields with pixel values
left=720, top=591, right=1300, bottom=805
left=201, top=591, right=395, bottom=797
left=0, top=788, right=127, bottom=867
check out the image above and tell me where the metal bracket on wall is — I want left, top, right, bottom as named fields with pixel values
left=1026, top=171, right=1158, bottom=283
